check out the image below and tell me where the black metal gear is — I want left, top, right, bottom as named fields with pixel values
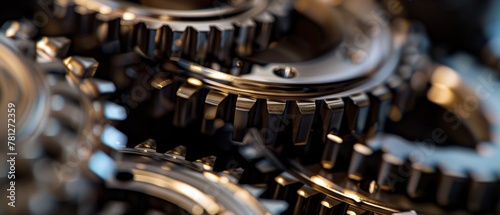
left=43, top=0, right=294, bottom=65
left=0, top=20, right=127, bottom=215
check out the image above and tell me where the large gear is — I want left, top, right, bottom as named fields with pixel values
left=46, top=0, right=293, bottom=64
left=227, top=60, right=500, bottom=214
left=152, top=1, right=427, bottom=146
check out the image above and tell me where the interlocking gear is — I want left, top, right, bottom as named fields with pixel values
left=47, top=0, right=293, bottom=64
left=3, top=0, right=500, bottom=214
left=0, top=20, right=126, bottom=214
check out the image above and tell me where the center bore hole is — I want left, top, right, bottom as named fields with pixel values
left=273, top=67, right=298, bottom=79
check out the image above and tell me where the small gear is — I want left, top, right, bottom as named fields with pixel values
left=85, top=141, right=289, bottom=215
left=46, top=0, right=293, bottom=64
left=0, top=20, right=127, bottom=215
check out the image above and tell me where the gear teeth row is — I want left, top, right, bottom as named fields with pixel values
left=156, top=71, right=419, bottom=147
left=152, top=23, right=428, bottom=148
left=341, top=134, right=500, bottom=213
left=49, top=0, right=293, bottom=65
left=99, top=140, right=290, bottom=215
left=236, top=129, right=386, bottom=215
left=0, top=20, right=127, bottom=215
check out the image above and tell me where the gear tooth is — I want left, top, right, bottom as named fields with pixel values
left=365, top=86, right=392, bottom=136
left=234, top=19, right=256, bottom=56
left=154, top=24, right=175, bottom=58
left=436, top=172, right=468, bottom=207
left=253, top=12, right=275, bottom=50
left=208, top=25, right=234, bottom=65
left=80, top=78, right=116, bottom=99
left=151, top=76, right=174, bottom=90
left=74, top=5, right=98, bottom=35
left=233, top=97, right=261, bottom=141
left=134, top=139, right=157, bottom=152
left=377, top=154, right=406, bottom=191
left=95, top=13, right=121, bottom=42
left=63, top=56, right=98, bottom=79
left=321, top=132, right=344, bottom=170
left=194, top=155, right=217, bottom=171
left=318, top=98, right=344, bottom=142
left=241, top=184, right=266, bottom=197
left=150, top=76, right=176, bottom=117
left=343, top=93, right=370, bottom=135
left=202, top=90, right=236, bottom=135
left=319, top=196, right=349, bottom=215
left=92, top=101, right=127, bottom=121
left=119, top=19, right=141, bottom=52
left=174, top=81, right=204, bottom=127
left=466, top=180, right=499, bottom=213
left=267, top=172, right=301, bottom=214
left=1, top=19, right=37, bottom=39
left=258, top=199, right=289, bottom=215
left=263, top=100, right=286, bottom=144
left=294, top=185, right=323, bottom=215
left=165, top=145, right=187, bottom=160
left=100, top=125, right=128, bottom=151
left=386, top=75, right=412, bottom=122
left=221, top=167, right=245, bottom=182
left=267, top=0, right=294, bottom=38
left=36, top=37, right=71, bottom=61
left=406, top=163, right=436, bottom=199
left=291, top=101, right=316, bottom=145
left=182, top=26, right=210, bottom=63
left=348, top=143, right=374, bottom=181
left=136, top=21, right=163, bottom=58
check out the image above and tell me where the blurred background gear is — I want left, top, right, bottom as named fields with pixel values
left=2, top=0, right=500, bottom=214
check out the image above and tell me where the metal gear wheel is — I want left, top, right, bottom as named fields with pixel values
left=152, top=1, right=427, bottom=146
left=0, top=19, right=287, bottom=215
left=228, top=59, right=500, bottom=214
left=0, top=20, right=127, bottom=214
left=85, top=142, right=289, bottom=215
left=46, top=0, right=293, bottom=64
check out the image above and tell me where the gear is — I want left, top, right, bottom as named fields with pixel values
left=153, top=2, right=427, bottom=146
left=85, top=142, right=288, bottom=215
left=0, top=20, right=127, bottom=215
left=47, top=0, right=293, bottom=64
left=1, top=19, right=278, bottom=215
left=230, top=60, right=500, bottom=214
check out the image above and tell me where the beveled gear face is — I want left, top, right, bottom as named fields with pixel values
left=87, top=147, right=277, bottom=215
